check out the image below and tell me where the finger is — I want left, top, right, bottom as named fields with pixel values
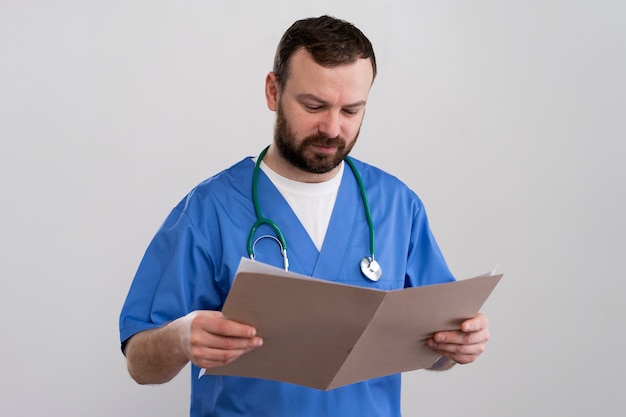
left=189, top=334, right=263, bottom=368
left=192, top=344, right=259, bottom=369
left=461, top=312, right=489, bottom=333
left=427, top=339, right=486, bottom=365
left=191, top=330, right=263, bottom=351
left=433, top=327, right=489, bottom=346
left=427, top=337, right=486, bottom=356
left=193, top=311, right=258, bottom=338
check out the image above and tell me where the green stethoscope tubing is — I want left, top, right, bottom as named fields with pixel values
left=247, top=145, right=380, bottom=280
left=248, top=146, right=290, bottom=270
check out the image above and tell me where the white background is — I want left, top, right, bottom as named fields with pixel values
left=1, top=1, right=624, bottom=416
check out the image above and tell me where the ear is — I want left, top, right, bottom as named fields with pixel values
left=265, top=72, right=279, bottom=111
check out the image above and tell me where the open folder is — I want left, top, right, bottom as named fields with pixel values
left=201, top=258, right=502, bottom=390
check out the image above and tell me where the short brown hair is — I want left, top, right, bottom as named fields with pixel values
left=272, top=15, right=377, bottom=90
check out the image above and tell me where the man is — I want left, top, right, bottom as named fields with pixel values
left=120, top=15, right=490, bottom=417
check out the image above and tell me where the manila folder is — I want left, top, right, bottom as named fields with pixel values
left=202, top=258, right=502, bottom=390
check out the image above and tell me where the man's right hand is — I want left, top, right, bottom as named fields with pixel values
left=177, top=310, right=263, bottom=369
left=124, top=310, right=262, bottom=385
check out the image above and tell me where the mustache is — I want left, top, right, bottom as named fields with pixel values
left=302, top=134, right=345, bottom=148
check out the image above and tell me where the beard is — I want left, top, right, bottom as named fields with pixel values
left=274, top=102, right=359, bottom=174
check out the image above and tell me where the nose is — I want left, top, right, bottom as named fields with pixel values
left=318, top=110, right=341, bottom=138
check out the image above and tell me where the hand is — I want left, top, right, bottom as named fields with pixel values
left=177, top=310, right=263, bottom=369
left=427, top=312, right=489, bottom=365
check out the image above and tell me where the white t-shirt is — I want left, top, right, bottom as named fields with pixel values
left=260, top=161, right=343, bottom=251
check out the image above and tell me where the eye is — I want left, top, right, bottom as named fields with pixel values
left=342, top=108, right=360, bottom=116
left=304, top=104, right=323, bottom=112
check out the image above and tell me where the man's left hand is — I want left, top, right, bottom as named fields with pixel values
left=427, top=312, right=490, bottom=365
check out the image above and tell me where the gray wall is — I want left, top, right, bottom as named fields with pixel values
left=1, top=1, right=624, bottom=416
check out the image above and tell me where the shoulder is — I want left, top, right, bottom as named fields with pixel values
left=346, top=157, right=424, bottom=207
left=193, top=157, right=254, bottom=195
left=346, top=157, right=413, bottom=189
left=174, top=157, right=255, bottom=215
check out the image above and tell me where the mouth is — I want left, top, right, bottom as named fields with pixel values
left=311, top=143, right=338, bottom=154
left=306, top=136, right=343, bottom=154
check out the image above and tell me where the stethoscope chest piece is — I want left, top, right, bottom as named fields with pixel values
left=360, top=256, right=382, bottom=282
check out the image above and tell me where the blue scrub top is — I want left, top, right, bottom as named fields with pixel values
left=120, top=156, right=454, bottom=417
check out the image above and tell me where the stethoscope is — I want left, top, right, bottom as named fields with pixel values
left=247, top=146, right=382, bottom=282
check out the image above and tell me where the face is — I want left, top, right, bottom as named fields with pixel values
left=265, top=49, right=374, bottom=181
left=274, top=101, right=360, bottom=174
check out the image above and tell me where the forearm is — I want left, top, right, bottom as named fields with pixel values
left=124, top=320, right=189, bottom=385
